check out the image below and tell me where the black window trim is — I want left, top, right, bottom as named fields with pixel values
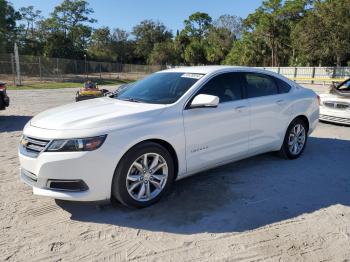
left=272, top=76, right=292, bottom=94
left=184, top=71, right=247, bottom=110
left=243, top=72, right=289, bottom=99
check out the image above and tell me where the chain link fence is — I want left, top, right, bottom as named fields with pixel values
left=1, top=53, right=350, bottom=86
left=260, top=66, right=350, bottom=84
left=0, top=53, right=165, bottom=85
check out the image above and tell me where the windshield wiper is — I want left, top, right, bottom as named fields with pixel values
left=119, top=98, right=142, bottom=103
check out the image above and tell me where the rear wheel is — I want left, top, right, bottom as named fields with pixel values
left=112, top=142, right=175, bottom=208
left=280, top=118, right=308, bottom=159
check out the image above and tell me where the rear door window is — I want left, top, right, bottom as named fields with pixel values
left=244, top=73, right=278, bottom=98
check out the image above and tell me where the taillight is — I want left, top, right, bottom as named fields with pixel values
left=317, top=95, right=321, bottom=106
left=0, top=84, right=6, bottom=91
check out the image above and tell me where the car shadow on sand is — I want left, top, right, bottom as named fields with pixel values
left=0, top=115, right=32, bottom=132
left=57, top=136, right=350, bottom=234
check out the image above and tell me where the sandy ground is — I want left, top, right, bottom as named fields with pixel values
left=1, top=85, right=350, bottom=261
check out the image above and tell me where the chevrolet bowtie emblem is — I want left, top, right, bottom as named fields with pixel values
left=21, top=138, right=29, bottom=147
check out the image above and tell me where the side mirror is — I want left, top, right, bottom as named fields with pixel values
left=189, top=94, right=219, bottom=109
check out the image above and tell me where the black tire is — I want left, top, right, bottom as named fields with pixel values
left=3, top=95, right=9, bottom=107
left=75, top=91, right=80, bottom=102
left=279, top=118, right=308, bottom=160
left=112, top=142, right=175, bottom=208
left=0, top=95, right=5, bottom=110
left=0, top=96, right=6, bottom=110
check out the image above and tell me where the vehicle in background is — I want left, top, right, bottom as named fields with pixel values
left=19, top=66, right=319, bottom=208
left=0, top=82, right=10, bottom=110
left=75, top=81, right=109, bottom=102
left=319, top=78, right=350, bottom=126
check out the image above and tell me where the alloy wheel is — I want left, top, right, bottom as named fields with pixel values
left=288, top=124, right=306, bottom=155
left=126, top=153, right=168, bottom=202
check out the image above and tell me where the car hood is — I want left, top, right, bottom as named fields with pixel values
left=30, top=97, right=167, bottom=130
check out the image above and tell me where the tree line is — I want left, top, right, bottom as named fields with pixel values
left=0, top=0, right=349, bottom=66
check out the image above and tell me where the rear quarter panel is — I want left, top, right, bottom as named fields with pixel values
left=290, top=86, right=319, bottom=135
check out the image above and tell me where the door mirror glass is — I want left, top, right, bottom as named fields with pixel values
left=190, top=94, right=219, bottom=108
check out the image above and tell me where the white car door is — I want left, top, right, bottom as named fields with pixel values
left=243, top=73, right=293, bottom=153
left=183, top=72, right=250, bottom=174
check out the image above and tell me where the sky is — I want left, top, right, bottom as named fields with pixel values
left=10, top=0, right=263, bottom=32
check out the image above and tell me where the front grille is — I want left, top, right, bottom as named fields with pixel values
left=20, top=136, right=50, bottom=158
left=320, top=114, right=350, bottom=125
left=323, top=101, right=350, bottom=110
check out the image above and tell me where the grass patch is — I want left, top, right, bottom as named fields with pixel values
left=8, top=79, right=134, bottom=90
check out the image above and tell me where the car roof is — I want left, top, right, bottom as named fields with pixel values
left=161, top=65, right=277, bottom=76
left=160, top=65, right=295, bottom=86
left=161, top=65, right=243, bottom=74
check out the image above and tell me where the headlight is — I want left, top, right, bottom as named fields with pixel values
left=46, top=135, right=107, bottom=152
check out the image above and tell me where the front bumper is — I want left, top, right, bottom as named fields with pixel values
left=319, top=107, right=350, bottom=125
left=18, top=143, right=117, bottom=201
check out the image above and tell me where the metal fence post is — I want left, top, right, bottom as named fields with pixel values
left=311, top=67, right=315, bottom=84
left=294, top=67, right=297, bottom=79
left=38, top=56, right=42, bottom=82
left=10, top=53, right=15, bottom=85
left=56, top=58, right=59, bottom=81
left=74, top=60, right=78, bottom=74
left=332, top=67, right=336, bottom=78
left=99, top=63, right=102, bottom=80
left=14, top=43, right=21, bottom=86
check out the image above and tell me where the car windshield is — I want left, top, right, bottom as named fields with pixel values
left=338, top=79, right=350, bottom=91
left=116, top=72, right=203, bottom=104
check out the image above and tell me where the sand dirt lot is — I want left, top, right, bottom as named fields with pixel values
left=1, top=86, right=350, bottom=261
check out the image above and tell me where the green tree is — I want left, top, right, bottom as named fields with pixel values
left=224, top=32, right=270, bottom=66
left=18, top=6, right=43, bottom=55
left=292, top=0, right=350, bottom=66
left=184, top=39, right=207, bottom=65
left=87, top=27, right=114, bottom=61
left=149, top=40, right=177, bottom=65
left=41, top=0, right=96, bottom=58
left=111, top=28, right=136, bottom=63
left=0, top=0, right=20, bottom=53
left=183, top=12, right=212, bottom=38
left=244, top=0, right=308, bottom=66
left=132, top=20, right=172, bottom=63
left=205, top=27, right=233, bottom=64
left=177, top=12, right=214, bottom=65
left=214, top=14, right=242, bottom=40
left=174, top=31, right=190, bottom=64
left=42, top=31, right=75, bottom=58
left=19, top=6, right=42, bottom=39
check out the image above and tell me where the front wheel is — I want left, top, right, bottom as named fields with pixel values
left=112, top=142, right=175, bottom=208
left=280, top=118, right=308, bottom=159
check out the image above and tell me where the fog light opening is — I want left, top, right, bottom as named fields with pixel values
left=47, top=179, right=89, bottom=192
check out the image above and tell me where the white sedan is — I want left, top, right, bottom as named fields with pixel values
left=19, top=66, right=319, bottom=207
left=319, top=79, right=350, bottom=125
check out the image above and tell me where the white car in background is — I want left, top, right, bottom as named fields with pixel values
left=319, top=78, right=350, bottom=126
left=19, top=66, right=319, bottom=208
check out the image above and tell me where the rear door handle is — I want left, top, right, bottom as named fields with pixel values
left=235, top=105, right=247, bottom=112
left=276, top=99, right=286, bottom=106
